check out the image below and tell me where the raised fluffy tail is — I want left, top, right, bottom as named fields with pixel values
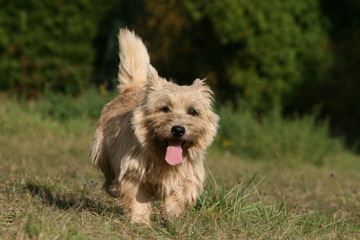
left=117, top=28, right=150, bottom=93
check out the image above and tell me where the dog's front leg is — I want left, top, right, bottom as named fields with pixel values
left=162, top=181, right=200, bottom=222
left=120, top=180, right=152, bottom=225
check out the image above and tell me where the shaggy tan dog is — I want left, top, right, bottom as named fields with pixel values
left=91, top=29, right=218, bottom=224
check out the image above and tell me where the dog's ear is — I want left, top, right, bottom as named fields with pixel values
left=191, top=78, right=214, bottom=100
left=146, top=65, right=165, bottom=91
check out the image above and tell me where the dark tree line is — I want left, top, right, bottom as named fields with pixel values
left=1, top=0, right=359, bottom=146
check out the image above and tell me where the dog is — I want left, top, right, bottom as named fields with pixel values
left=91, top=28, right=219, bottom=224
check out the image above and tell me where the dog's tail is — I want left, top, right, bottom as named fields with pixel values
left=117, top=28, right=150, bottom=93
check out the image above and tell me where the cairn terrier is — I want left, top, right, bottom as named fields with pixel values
left=91, top=29, right=219, bottom=224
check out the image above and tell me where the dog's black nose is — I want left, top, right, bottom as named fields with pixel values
left=171, top=125, right=185, bottom=138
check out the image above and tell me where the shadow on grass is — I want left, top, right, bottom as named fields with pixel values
left=25, top=182, right=124, bottom=216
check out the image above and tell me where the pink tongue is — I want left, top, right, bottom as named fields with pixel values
left=165, top=139, right=183, bottom=165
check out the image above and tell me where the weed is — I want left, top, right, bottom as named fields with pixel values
left=216, top=102, right=344, bottom=166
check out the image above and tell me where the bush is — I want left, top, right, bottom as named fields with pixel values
left=36, top=87, right=117, bottom=122
left=186, top=0, right=332, bottom=111
left=216, top=101, right=344, bottom=166
left=0, top=0, right=115, bottom=97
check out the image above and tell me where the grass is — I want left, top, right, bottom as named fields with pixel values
left=216, top=102, right=344, bottom=166
left=1, top=92, right=359, bottom=239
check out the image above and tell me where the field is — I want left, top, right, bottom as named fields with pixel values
left=1, top=93, right=359, bottom=239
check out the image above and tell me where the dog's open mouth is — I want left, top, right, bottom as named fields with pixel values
left=165, top=139, right=185, bottom=166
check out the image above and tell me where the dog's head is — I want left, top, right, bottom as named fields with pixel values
left=132, top=66, right=219, bottom=165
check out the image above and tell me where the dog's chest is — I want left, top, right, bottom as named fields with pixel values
left=144, top=165, right=183, bottom=198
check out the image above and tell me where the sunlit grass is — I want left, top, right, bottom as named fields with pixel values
left=0, top=95, right=359, bottom=239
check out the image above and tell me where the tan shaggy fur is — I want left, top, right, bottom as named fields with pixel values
left=91, top=29, right=219, bottom=224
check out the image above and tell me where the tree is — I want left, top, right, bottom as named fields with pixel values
left=186, top=0, right=332, bottom=111
left=0, top=0, right=114, bottom=97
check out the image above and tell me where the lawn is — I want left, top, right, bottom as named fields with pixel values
left=0, top=96, right=359, bottom=239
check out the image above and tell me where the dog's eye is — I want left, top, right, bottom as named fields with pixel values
left=161, top=106, right=170, bottom=113
left=188, top=109, right=198, bottom=116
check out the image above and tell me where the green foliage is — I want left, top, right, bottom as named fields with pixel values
left=0, top=0, right=114, bottom=97
left=2, top=88, right=345, bottom=167
left=36, top=87, right=117, bottom=122
left=216, top=101, right=344, bottom=166
left=186, top=0, right=332, bottom=111
left=0, top=0, right=359, bottom=144
left=293, top=0, right=360, bottom=147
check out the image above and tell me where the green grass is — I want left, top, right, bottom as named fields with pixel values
left=216, top=102, right=344, bottom=166
left=1, top=93, right=359, bottom=239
